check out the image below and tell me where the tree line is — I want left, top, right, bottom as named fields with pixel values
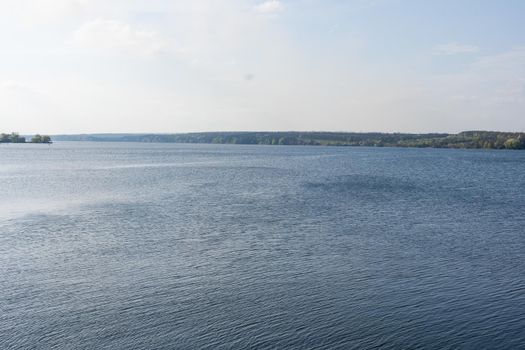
left=59, top=131, right=523, bottom=149
left=52, top=131, right=525, bottom=149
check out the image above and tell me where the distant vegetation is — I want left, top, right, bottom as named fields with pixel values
left=30, top=134, right=52, bottom=144
left=0, top=132, right=26, bottom=143
left=54, top=131, right=525, bottom=149
left=0, top=133, right=52, bottom=144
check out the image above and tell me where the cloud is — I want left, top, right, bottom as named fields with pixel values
left=255, top=0, right=284, bottom=14
left=72, top=19, right=166, bottom=55
left=433, top=42, right=480, bottom=55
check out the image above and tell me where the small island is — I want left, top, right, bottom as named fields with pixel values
left=1, top=132, right=52, bottom=144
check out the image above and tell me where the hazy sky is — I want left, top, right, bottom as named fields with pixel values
left=1, top=0, right=524, bottom=134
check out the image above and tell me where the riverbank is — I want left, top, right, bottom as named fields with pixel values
left=52, top=131, right=524, bottom=149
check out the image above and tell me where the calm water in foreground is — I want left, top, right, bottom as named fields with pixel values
left=1, top=142, right=524, bottom=349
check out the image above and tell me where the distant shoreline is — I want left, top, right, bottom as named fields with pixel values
left=51, top=131, right=525, bottom=150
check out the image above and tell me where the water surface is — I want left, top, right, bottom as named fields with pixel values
left=1, top=142, right=524, bottom=349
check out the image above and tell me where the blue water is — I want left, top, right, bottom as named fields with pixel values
left=1, top=142, right=524, bottom=349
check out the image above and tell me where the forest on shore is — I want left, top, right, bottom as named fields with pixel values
left=53, top=131, right=525, bottom=149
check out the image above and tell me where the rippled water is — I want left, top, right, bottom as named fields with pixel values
left=1, top=142, right=524, bottom=349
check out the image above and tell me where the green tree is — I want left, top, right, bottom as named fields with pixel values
left=10, top=132, right=19, bottom=142
left=10, top=132, right=25, bottom=143
left=31, top=134, right=43, bottom=143
left=504, top=138, right=522, bottom=149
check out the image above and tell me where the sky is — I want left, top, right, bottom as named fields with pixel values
left=0, top=0, right=524, bottom=134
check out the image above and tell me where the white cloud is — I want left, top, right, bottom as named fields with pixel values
left=433, top=42, right=480, bottom=55
left=72, top=19, right=166, bottom=55
left=255, top=0, right=284, bottom=14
